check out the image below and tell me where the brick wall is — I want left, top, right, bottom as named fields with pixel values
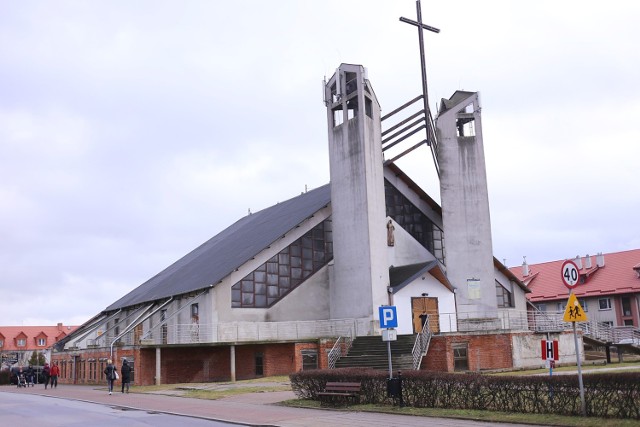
left=422, top=332, right=514, bottom=372
left=134, top=342, right=307, bottom=385
left=51, top=347, right=138, bottom=385
left=422, top=336, right=450, bottom=371
left=156, top=346, right=231, bottom=384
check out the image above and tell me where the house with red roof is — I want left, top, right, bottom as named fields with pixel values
left=0, top=323, right=78, bottom=369
left=510, top=249, right=640, bottom=346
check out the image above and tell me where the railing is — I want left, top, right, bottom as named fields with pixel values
left=136, top=318, right=364, bottom=346
left=439, top=310, right=532, bottom=332
left=412, top=316, right=432, bottom=370
left=328, top=334, right=354, bottom=369
left=610, top=326, right=640, bottom=345
left=74, top=310, right=640, bottom=350
left=436, top=310, right=640, bottom=348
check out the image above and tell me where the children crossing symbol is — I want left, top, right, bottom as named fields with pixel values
left=563, top=293, right=588, bottom=322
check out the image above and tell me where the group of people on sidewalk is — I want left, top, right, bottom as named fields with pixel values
left=42, top=362, right=60, bottom=389
left=15, top=362, right=60, bottom=389
left=15, top=358, right=131, bottom=395
left=103, top=358, right=131, bottom=395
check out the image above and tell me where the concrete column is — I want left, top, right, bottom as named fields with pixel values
left=324, top=63, right=389, bottom=322
left=437, top=91, right=497, bottom=317
left=155, top=347, right=161, bottom=385
left=230, top=345, right=236, bottom=382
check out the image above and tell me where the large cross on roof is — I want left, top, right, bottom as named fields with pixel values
left=382, top=0, right=440, bottom=176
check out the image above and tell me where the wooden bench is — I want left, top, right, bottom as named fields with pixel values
left=317, top=381, right=362, bottom=406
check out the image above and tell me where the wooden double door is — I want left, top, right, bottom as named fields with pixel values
left=411, top=297, right=440, bottom=334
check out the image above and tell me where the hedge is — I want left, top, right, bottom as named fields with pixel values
left=290, top=368, right=640, bottom=419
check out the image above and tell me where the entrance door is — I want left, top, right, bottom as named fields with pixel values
left=411, top=297, right=439, bottom=334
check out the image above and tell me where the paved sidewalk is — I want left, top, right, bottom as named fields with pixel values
left=534, top=363, right=640, bottom=376
left=0, top=384, right=535, bottom=427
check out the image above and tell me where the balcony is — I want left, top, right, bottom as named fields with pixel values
left=137, top=318, right=370, bottom=346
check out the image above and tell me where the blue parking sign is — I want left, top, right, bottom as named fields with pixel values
left=379, top=306, right=398, bottom=329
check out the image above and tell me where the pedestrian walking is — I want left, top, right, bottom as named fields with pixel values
left=26, top=365, right=34, bottom=386
left=50, top=363, right=60, bottom=388
left=104, top=359, right=117, bottom=395
left=120, top=359, right=131, bottom=393
left=42, top=363, right=50, bottom=390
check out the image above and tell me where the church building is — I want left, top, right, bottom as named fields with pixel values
left=52, top=62, right=561, bottom=386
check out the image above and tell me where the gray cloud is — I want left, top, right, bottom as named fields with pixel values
left=1, top=1, right=639, bottom=325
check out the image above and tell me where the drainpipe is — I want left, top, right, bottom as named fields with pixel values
left=73, top=310, right=121, bottom=349
left=109, top=297, right=174, bottom=360
left=110, top=304, right=154, bottom=360
left=138, top=297, right=175, bottom=341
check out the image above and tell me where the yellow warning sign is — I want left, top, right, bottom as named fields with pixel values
left=563, top=293, right=588, bottom=322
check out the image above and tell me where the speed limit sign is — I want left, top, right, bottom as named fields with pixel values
left=561, top=260, right=580, bottom=289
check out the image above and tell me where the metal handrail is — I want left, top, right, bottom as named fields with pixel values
left=412, top=316, right=432, bottom=370
left=328, top=334, right=354, bottom=369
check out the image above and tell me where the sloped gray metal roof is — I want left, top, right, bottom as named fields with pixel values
left=105, top=184, right=331, bottom=311
left=389, top=260, right=454, bottom=293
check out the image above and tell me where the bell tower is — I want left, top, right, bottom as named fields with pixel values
left=437, top=91, right=497, bottom=317
left=324, top=64, right=390, bottom=321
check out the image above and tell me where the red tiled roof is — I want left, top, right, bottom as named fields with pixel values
left=509, top=249, right=640, bottom=303
left=0, top=324, right=79, bottom=352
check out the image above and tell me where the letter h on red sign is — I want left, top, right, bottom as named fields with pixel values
left=541, top=340, right=559, bottom=361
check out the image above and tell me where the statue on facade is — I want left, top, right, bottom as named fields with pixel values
left=387, top=220, right=395, bottom=246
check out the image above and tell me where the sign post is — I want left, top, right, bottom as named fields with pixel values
left=561, top=260, right=586, bottom=416
left=541, top=338, right=558, bottom=377
left=379, top=306, right=398, bottom=380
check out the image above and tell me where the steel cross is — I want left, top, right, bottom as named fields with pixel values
left=400, top=0, right=440, bottom=171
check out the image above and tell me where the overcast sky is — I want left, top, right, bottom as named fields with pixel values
left=2, top=1, right=639, bottom=326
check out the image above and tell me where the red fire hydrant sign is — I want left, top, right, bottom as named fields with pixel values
left=541, top=339, right=559, bottom=361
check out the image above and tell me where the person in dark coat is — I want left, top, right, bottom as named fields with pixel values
left=42, top=363, right=51, bottom=390
left=26, top=365, right=34, bottom=386
left=103, top=359, right=117, bottom=395
left=120, top=359, right=132, bottom=393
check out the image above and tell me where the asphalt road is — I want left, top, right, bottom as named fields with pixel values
left=0, top=384, right=540, bottom=427
left=0, top=392, right=234, bottom=427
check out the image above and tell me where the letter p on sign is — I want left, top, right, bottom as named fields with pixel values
left=379, top=306, right=398, bottom=329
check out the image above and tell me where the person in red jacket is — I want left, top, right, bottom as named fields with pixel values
left=50, top=363, right=60, bottom=388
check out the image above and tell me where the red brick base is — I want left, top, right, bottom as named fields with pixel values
left=52, top=340, right=334, bottom=386
left=422, top=332, right=514, bottom=372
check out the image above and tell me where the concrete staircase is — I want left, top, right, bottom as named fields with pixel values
left=334, top=334, right=417, bottom=371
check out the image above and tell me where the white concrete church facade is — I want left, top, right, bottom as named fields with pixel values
left=51, top=63, right=571, bottom=387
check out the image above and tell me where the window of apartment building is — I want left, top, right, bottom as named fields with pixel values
left=622, top=297, right=632, bottom=317
left=603, top=321, right=614, bottom=328
left=37, top=338, right=46, bottom=346
left=598, top=298, right=612, bottom=310
left=191, top=303, right=199, bottom=321
left=301, top=350, right=318, bottom=370
left=114, top=318, right=120, bottom=335
left=255, top=352, right=264, bottom=376
left=535, top=304, right=547, bottom=312
left=0, top=339, right=3, bottom=348
left=453, top=343, right=469, bottom=371
left=17, top=338, right=26, bottom=347
left=495, top=281, right=513, bottom=308
left=580, top=300, right=588, bottom=312
left=624, top=319, right=634, bottom=326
